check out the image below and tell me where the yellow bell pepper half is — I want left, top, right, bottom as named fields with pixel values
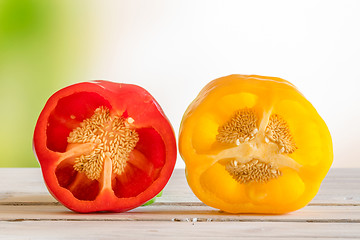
left=179, top=75, right=333, bottom=214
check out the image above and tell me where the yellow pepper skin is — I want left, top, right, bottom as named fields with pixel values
left=179, top=74, right=333, bottom=214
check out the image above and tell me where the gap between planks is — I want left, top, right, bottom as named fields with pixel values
left=0, top=201, right=359, bottom=207
left=1, top=204, right=360, bottom=223
left=4, top=218, right=360, bottom=223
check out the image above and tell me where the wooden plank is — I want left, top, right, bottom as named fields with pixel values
left=312, top=168, right=360, bottom=205
left=0, top=204, right=360, bottom=222
left=0, top=168, right=359, bottom=239
left=1, top=168, right=359, bottom=205
left=0, top=221, right=359, bottom=239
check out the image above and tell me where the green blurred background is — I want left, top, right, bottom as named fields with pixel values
left=0, top=0, right=92, bottom=167
left=1, top=0, right=359, bottom=169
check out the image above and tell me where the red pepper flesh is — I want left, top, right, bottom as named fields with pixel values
left=33, top=81, right=177, bottom=213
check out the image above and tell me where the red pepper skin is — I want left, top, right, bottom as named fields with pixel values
left=33, top=81, right=177, bottom=213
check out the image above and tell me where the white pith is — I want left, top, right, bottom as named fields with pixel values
left=211, top=109, right=301, bottom=181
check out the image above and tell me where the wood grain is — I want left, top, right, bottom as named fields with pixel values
left=1, top=204, right=360, bottom=222
left=1, top=221, right=360, bottom=240
left=0, top=168, right=359, bottom=239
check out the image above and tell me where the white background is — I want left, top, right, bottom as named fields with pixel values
left=82, top=0, right=360, bottom=168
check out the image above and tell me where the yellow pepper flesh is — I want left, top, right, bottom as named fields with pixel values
left=179, top=75, right=333, bottom=214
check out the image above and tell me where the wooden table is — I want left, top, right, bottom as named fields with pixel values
left=0, top=168, right=359, bottom=239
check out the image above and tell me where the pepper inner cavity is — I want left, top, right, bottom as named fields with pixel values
left=67, top=106, right=139, bottom=180
left=215, top=108, right=298, bottom=184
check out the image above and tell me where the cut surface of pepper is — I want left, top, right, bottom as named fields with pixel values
left=179, top=74, right=333, bottom=214
left=215, top=107, right=300, bottom=184
left=67, top=106, right=139, bottom=181
left=34, top=81, right=177, bottom=212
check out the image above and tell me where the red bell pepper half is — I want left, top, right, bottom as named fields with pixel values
left=33, top=81, right=177, bottom=213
